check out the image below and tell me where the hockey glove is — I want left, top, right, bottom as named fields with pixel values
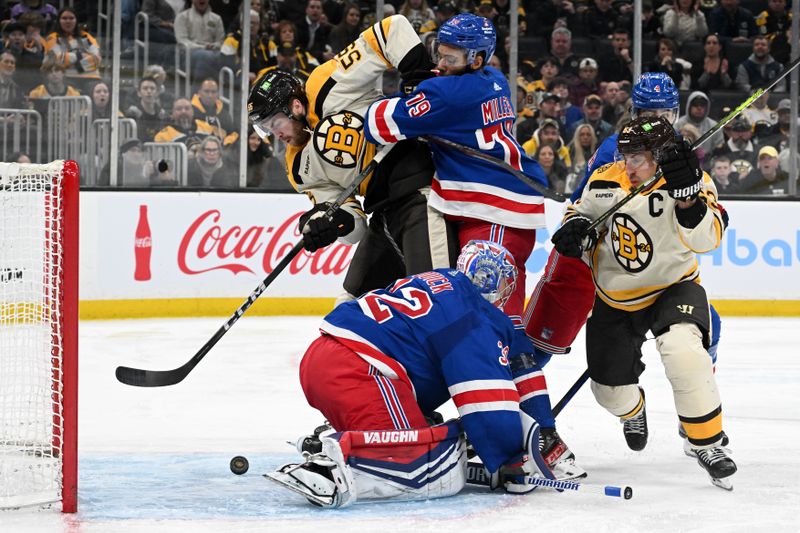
left=658, top=139, right=703, bottom=201
left=298, top=203, right=355, bottom=252
left=551, top=216, right=597, bottom=258
left=400, top=69, right=438, bottom=95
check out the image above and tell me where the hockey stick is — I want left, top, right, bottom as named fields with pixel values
left=423, top=135, right=567, bottom=202
left=115, top=146, right=393, bottom=387
left=552, top=369, right=590, bottom=418
left=587, top=53, right=800, bottom=233
left=465, top=461, right=633, bottom=499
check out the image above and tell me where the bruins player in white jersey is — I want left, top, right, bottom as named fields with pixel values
left=248, top=15, right=458, bottom=299
left=551, top=116, right=737, bottom=490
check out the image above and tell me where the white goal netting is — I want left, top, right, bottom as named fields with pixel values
left=0, top=161, right=74, bottom=510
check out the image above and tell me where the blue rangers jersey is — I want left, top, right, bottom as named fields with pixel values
left=364, top=67, right=548, bottom=229
left=320, top=269, right=527, bottom=473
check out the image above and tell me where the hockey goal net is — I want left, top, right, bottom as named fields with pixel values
left=0, top=160, right=78, bottom=512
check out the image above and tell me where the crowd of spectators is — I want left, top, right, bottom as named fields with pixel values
left=0, top=0, right=796, bottom=195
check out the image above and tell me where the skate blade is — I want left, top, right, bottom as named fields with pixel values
left=264, top=471, right=335, bottom=507
left=710, top=476, right=733, bottom=491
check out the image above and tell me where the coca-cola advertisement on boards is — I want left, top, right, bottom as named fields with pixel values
left=134, top=204, right=152, bottom=281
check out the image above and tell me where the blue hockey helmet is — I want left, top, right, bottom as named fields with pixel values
left=457, top=240, right=517, bottom=308
left=631, top=72, right=680, bottom=123
left=437, top=14, right=496, bottom=65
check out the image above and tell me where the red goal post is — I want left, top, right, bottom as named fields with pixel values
left=0, top=160, right=78, bottom=513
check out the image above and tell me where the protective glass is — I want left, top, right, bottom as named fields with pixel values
left=252, top=112, right=290, bottom=140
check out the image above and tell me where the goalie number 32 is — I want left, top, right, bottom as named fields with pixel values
left=358, top=287, right=433, bottom=324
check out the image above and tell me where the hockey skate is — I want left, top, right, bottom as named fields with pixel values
left=266, top=457, right=341, bottom=507
left=621, top=389, right=648, bottom=451
left=293, top=422, right=332, bottom=455
left=678, top=423, right=729, bottom=457
left=692, top=445, right=737, bottom=491
left=539, top=427, right=586, bottom=480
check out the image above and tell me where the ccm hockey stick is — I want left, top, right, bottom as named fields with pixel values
left=423, top=135, right=568, bottom=202
left=465, top=461, right=633, bottom=499
left=587, top=53, right=800, bottom=233
left=115, top=146, right=394, bottom=387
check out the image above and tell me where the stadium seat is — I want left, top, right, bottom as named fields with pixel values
left=571, top=37, right=594, bottom=57
left=726, top=41, right=754, bottom=73
left=680, top=41, right=705, bottom=68
left=518, top=36, right=547, bottom=62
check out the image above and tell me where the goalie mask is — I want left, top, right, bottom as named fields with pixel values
left=457, top=240, right=517, bottom=308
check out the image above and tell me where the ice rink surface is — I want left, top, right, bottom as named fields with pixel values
left=2, top=315, right=799, bottom=533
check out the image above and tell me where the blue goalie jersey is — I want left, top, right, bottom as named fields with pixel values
left=364, top=67, right=548, bottom=229
left=320, top=269, right=527, bottom=472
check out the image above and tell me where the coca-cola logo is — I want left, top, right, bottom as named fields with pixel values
left=135, top=237, right=152, bottom=247
left=177, top=209, right=354, bottom=276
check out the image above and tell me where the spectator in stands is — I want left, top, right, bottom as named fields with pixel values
left=599, top=28, right=634, bottom=83
left=548, top=27, right=581, bottom=81
left=760, top=99, right=794, bottom=152
left=245, top=124, right=272, bottom=187
left=143, top=64, right=175, bottom=112
left=709, top=155, right=740, bottom=193
left=570, top=57, right=600, bottom=107
left=640, top=0, right=662, bottom=38
left=221, top=9, right=270, bottom=82
left=150, top=160, right=180, bottom=187
left=125, top=77, right=168, bottom=142
left=530, top=0, right=578, bottom=38
left=99, top=138, right=159, bottom=187
left=675, top=90, right=724, bottom=149
left=89, top=80, right=114, bottom=119
left=9, top=151, right=33, bottom=163
left=43, top=7, right=102, bottom=91
left=273, top=42, right=313, bottom=82
left=18, top=11, right=47, bottom=59
left=154, top=97, right=212, bottom=151
left=141, top=0, right=177, bottom=44
left=567, top=122, right=598, bottom=186
left=737, top=145, right=793, bottom=195
left=600, top=81, right=626, bottom=125
left=527, top=56, right=560, bottom=93
left=418, top=1, right=456, bottom=35
left=269, top=20, right=319, bottom=71
left=756, top=0, right=791, bottom=39
left=522, top=118, right=572, bottom=169
left=0, top=52, right=25, bottom=109
left=741, top=91, right=776, bottom=127
left=296, top=0, right=331, bottom=62
left=526, top=92, right=567, bottom=142
left=328, top=3, right=361, bottom=55
left=398, top=0, right=436, bottom=34
left=569, top=94, right=613, bottom=143
left=489, top=0, right=527, bottom=36
left=188, top=135, right=237, bottom=188
left=735, top=35, right=785, bottom=92
left=662, top=0, right=709, bottom=48
left=646, top=38, right=685, bottom=87
left=583, top=0, right=624, bottom=38
left=174, top=0, right=225, bottom=83
left=28, top=63, right=81, bottom=119
left=10, top=0, right=58, bottom=33
left=3, top=22, right=41, bottom=94
left=536, top=143, right=569, bottom=194
left=191, top=78, right=238, bottom=147
left=708, top=0, right=758, bottom=42
left=711, top=115, right=757, bottom=166
left=678, top=122, right=706, bottom=166
left=550, top=77, right=583, bottom=132
left=690, top=33, right=734, bottom=90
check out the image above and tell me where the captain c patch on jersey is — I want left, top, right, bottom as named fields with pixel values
left=313, top=111, right=364, bottom=168
left=610, top=213, right=653, bottom=273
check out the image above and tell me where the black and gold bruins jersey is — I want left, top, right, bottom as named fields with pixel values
left=285, top=14, right=425, bottom=218
left=566, top=161, right=725, bottom=311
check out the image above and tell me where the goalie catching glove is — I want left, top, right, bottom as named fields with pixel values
left=658, top=138, right=703, bottom=201
left=298, top=203, right=355, bottom=252
left=551, top=216, right=598, bottom=258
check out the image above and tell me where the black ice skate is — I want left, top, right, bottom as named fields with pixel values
left=693, top=445, right=737, bottom=491
left=539, top=427, right=586, bottom=480
left=621, top=389, right=648, bottom=451
left=294, top=422, right=332, bottom=455
left=679, top=423, right=729, bottom=456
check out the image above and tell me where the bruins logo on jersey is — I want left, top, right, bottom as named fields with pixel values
left=313, top=111, right=364, bottom=168
left=610, top=213, right=653, bottom=273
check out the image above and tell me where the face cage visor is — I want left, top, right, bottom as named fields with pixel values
left=251, top=112, right=292, bottom=141
left=432, top=39, right=472, bottom=68
left=632, top=106, right=680, bottom=126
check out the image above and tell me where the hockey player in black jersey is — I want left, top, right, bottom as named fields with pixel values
left=552, top=116, right=737, bottom=490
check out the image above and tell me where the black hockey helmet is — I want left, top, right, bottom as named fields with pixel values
left=617, top=116, right=675, bottom=155
left=247, top=70, right=307, bottom=125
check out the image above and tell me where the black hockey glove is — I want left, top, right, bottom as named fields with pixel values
left=658, top=139, right=703, bottom=201
left=551, top=216, right=597, bottom=258
left=400, top=69, right=438, bottom=95
left=298, top=203, right=355, bottom=252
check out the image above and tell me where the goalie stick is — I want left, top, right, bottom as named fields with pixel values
left=586, top=53, right=800, bottom=233
left=422, top=135, right=567, bottom=202
left=465, top=462, right=633, bottom=499
left=115, top=145, right=394, bottom=387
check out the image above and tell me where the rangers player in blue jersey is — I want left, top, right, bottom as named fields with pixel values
left=267, top=241, right=583, bottom=507
left=523, top=71, right=728, bottom=448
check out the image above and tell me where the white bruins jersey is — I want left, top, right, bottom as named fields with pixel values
left=285, top=15, right=423, bottom=242
left=567, top=161, right=725, bottom=311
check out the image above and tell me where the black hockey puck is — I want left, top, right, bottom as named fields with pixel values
left=624, top=486, right=633, bottom=500
left=230, top=455, right=249, bottom=475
